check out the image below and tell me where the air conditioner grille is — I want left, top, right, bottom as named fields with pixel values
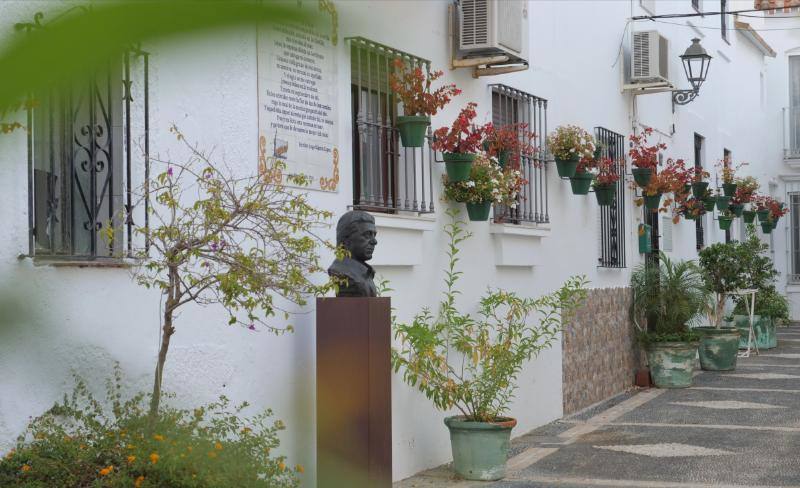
left=633, top=31, right=650, bottom=78
left=461, top=0, right=488, bottom=47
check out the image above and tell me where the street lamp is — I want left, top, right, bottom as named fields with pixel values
left=672, top=38, right=712, bottom=106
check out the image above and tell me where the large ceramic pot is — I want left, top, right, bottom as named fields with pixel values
left=632, top=167, right=653, bottom=187
left=396, top=115, right=430, bottom=148
left=694, top=327, right=740, bottom=371
left=555, top=156, right=580, bottom=178
left=734, top=314, right=761, bottom=349
left=646, top=342, right=698, bottom=388
left=569, top=171, right=594, bottom=195
left=444, top=416, right=516, bottom=481
left=465, top=201, right=492, bottom=221
left=762, top=316, right=777, bottom=349
left=443, top=153, right=476, bottom=182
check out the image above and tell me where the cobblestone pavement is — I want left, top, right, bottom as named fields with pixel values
left=395, top=324, right=800, bottom=488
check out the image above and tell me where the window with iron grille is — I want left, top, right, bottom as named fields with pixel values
left=790, top=192, right=800, bottom=283
left=347, top=37, right=434, bottom=214
left=595, top=127, right=626, bottom=268
left=28, top=45, right=150, bottom=260
left=724, top=148, right=732, bottom=243
left=490, top=84, right=549, bottom=224
left=694, top=133, right=705, bottom=250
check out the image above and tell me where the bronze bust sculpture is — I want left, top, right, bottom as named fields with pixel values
left=328, top=210, right=378, bottom=297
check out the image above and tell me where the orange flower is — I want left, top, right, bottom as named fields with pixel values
left=134, top=475, right=145, bottom=488
left=20, top=464, right=31, bottom=472
left=127, top=455, right=136, bottom=464
left=149, top=453, right=160, bottom=465
left=295, top=464, right=305, bottom=473
left=214, top=442, right=223, bottom=451
left=99, top=465, right=114, bottom=476
left=186, top=446, right=193, bottom=452
left=278, top=461, right=286, bottom=472
left=207, top=451, right=217, bottom=459
left=153, top=434, right=164, bottom=441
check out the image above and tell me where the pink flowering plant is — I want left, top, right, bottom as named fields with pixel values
left=442, top=154, right=526, bottom=205
left=431, top=102, right=491, bottom=155
left=389, top=58, right=461, bottom=116
left=546, top=125, right=595, bottom=161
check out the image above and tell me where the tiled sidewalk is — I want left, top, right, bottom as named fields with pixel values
left=396, top=324, right=800, bottom=488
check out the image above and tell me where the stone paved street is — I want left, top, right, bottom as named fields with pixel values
left=396, top=324, right=800, bottom=488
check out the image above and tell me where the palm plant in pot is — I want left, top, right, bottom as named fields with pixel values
left=442, top=154, right=526, bottom=221
left=392, top=210, right=588, bottom=481
left=628, top=127, right=666, bottom=188
left=547, top=125, right=595, bottom=178
left=631, top=253, right=709, bottom=388
left=432, top=102, right=491, bottom=182
left=389, top=58, right=460, bottom=147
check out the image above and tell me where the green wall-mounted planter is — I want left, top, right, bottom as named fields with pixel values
left=757, top=209, right=770, bottom=222
left=396, top=115, right=430, bottom=148
left=722, top=182, right=738, bottom=197
left=716, top=195, right=731, bottom=211
left=718, top=216, right=733, bottom=230
left=761, top=221, right=773, bottom=234
left=692, top=181, right=709, bottom=198
left=465, top=201, right=492, bottom=221
left=646, top=342, right=698, bottom=388
left=445, top=416, right=516, bottom=481
left=555, top=157, right=580, bottom=178
left=638, top=224, right=652, bottom=254
left=644, top=193, right=663, bottom=210
left=569, top=172, right=594, bottom=195
left=742, top=210, right=756, bottom=223
left=703, top=197, right=717, bottom=212
left=632, top=167, right=653, bottom=187
left=695, top=327, right=740, bottom=371
left=594, top=185, right=616, bottom=206
left=443, top=152, right=476, bottom=182
left=729, top=203, right=744, bottom=217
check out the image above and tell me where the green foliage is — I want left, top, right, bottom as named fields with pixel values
left=0, top=367, right=299, bottom=487
left=631, top=252, right=710, bottom=340
left=733, top=285, right=790, bottom=322
left=391, top=209, right=588, bottom=422
left=442, top=154, right=525, bottom=205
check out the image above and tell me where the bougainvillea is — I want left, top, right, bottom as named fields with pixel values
left=592, top=157, right=621, bottom=188
left=628, top=127, right=666, bottom=169
left=389, top=58, right=461, bottom=116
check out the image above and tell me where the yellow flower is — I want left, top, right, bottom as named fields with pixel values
left=134, top=475, right=145, bottom=488
left=214, top=442, right=223, bottom=451
left=127, top=455, right=136, bottom=464
left=295, top=464, right=305, bottom=473
left=99, top=465, right=114, bottom=476
left=278, top=461, right=286, bottom=472
left=207, top=451, right=217, bottom=459
left=20, top=464, right=31, bottom=472
left=241, top=427, right=252, bottom=434
left=186, top=446, right=193, bottom=452
left=153, top=434, right=164, bottom=441
left=149, top=452, right=160, bottom=464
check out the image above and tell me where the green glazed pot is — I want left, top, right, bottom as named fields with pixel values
left=594, top=184, right=616, bottom=206
left=465, top=201, right=492, bottom=221
left=761, top=221, right=773, bottom=234
left=734, top=315, right=761, bottom=349
left=644, top=193, right=663, bottom=210
left=632, top=167, right=653, bottom=187
left=772, top=218, right=779, bottom=229
left=396, top=115, right=430, bottom=148
left=767, top=317, right=778, bottom=349
left=729, top=203, right=744, bottom=217
left=694, top=327, right=740, bottom=371
left=569, top=172, right=594, bottom=195
left=443, top=152, right=476, bottom=182
left=692, top=181, right=709, bottom=198
left=444, top=416, right=516, bottom=481
left=555, top=157, right=580, bottom=178
left=722, top=183, right=738, bottom=197
left=703, top=197, right=717, bottom=212
left=718, top=216, right=733, bottom=230
left=716, top=195, right=731, bottom=211
left=757, top=209, right=770, bottom=222
left=760, top=317, right=777, bottom=349
left=742, top=210, right=756, bottom=223
left=646, top=342, right=698, bottom=388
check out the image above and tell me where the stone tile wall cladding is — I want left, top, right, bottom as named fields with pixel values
left=562, top=287, right=644, bottom=414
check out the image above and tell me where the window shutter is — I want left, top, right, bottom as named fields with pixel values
left=661, top=216, right=673, bottom=252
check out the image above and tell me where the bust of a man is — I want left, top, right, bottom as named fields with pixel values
left=328, top=210, right=378, bottom=297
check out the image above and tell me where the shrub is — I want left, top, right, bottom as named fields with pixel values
left=0, top=369, right=299, bottom=488
left=733, top=286, right=790, bottom=323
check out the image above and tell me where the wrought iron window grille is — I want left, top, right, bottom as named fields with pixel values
left=490, top=84, right=549, bottom=224
left=346, top=37, right=434, bottom=214
left=595, top=127, right=627, bottom=268
left=26, top=35, right=150, bottom=260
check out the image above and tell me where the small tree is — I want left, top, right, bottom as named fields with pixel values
left=698, top=242, right=746, bottom=327
left=134, top=126, right=336, bottom=419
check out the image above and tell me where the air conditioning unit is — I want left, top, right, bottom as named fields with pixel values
left=457, top=0, right=528, bottom=64
left=631, top=30, right=670, bottom=84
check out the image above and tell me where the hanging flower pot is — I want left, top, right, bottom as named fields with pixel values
left=729, top=203, right=744, bottom=218
left=632, top=167, right=653, bottom=188
left=644, top=193, right=663, bottom=210
left=742, top=210, right=756, bottom=223
left=396, top=115, right=431, bottom=148
left=756, top=209, right=770, bottom=222
left=442, top=153, right=476, bottom=182
left=716, top=195, right=731, bottom=211
left=594, top=184, right=616, bottom=206
left=722, top=183, right=738, bottom=197
left=761, top=221, right=773, bottom=234
left=496, top=150, right=510, bottom=168
left=772, top=217, right=779, bottom=229
left=465, top=201, right=492, bottom=221
left=691, top=181, right=709, bottom=198
left=703, top=197, right=717, bottom=212
left=555, top=156, right=580, bottom=178
left=718, top=216, right=733, bottom=230
left=569, top=171, right=594, bottom=195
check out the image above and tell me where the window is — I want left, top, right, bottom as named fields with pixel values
left=790, top=193, right=800, bottom=283
left=723, top=148, right=732, bottom=243
left=347, top=37, right=434, bottom=214
left=788, top=56, right=800, bottom=158
left=694, top=133, right=705, bottom=250
left=491, top=84, right=549, bottom=224
left=595, top=127, right=626, bottom=268
left=29, top=48, right=150, bottom=260
left=721, top=0, right=729, bottom=42
left=661, top=215, right=673, bottom=252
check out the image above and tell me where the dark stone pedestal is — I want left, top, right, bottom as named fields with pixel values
left=316, top=297, right=391, bottom=487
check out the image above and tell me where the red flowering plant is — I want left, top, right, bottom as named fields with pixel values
left=715, top=159, right=747, bottom=185
left=483, top=123, right=537, bottom=169
left=628, top=127, right=666, bottom=169
left=389, top=58, right=461, bottom=116
left=590, top=157, right=620, bottom=189
left=732, top=176, right=759, bottom=205
left=690, top=165, right=710, bottom=183
left=431, top=102, right=491, bottom=155
left=634, top=158, right=685, bottom=216
left=677, top=198, right=707, bottom=221
left=767, top=197, right=789, bottom=221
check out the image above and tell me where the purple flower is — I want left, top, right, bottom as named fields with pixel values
left=248, top=323, right=256, bottom=331
left=210, top=241, right=218, bottom=251
left=167, top=166, right=173, bottom=177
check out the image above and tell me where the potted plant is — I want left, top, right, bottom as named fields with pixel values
left=592, top=157, right=620, bottom=206
left=718, top=211, right=734, bottom=230
left=691, top=166, right=711, bottom=198
left=432, top=102, right=491, bottom=182
left=547, top=125, right=596, bottom=178
left=635, top=158, right=683, bottom=213
left=390, top=59, right=460, bottom=147
left=735, top=176, right=760, bottom=223
left=768, top=198, right=789, bottom=226
left=678, top=198, right=706, bottom=221
left=628, top=127, right=666, bottom=188
left=716, top=160, right=747, bottom=197
left=484, top=123, right=536, bottom=169
left=392, top=210, right=588, bottom=481
left=442, top=154, right=526, bottom=221
left=631, top=253, right=709, bottom=388
left=733, top=286, right=787, bottom=350
left=569, top=156, right=596, bottom=195
left=701, top=189, right=717, bottom=212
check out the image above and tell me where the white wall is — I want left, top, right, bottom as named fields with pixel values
left=0, top=0, right=792, bottom=484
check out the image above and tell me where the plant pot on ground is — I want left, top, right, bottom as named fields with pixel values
left=694, top=327, right=740, bottom=371
left=734, top=285, right=788, bottom=350
left=631, top=253, right=709, bottom=388
left=392, top=209, right=588, bottom=481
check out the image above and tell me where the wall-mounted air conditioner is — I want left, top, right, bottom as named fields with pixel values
left=631, top=30, right=670, bottom=84
left=456, top=0, right=528, bottom=65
